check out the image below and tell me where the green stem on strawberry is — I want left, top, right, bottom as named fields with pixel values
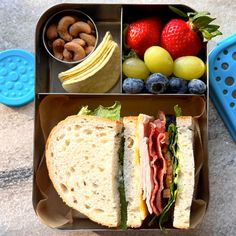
left=169, top=5, right=222, bottom=41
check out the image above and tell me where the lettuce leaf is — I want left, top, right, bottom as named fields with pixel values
left=148, top=123, right=179, bottom=231
left=78, top=101, right=121, bottom=120
left=118, top=136, right=127, bottom=229
left=158, top=123, right=179, bottom=231
left=174, top=104, right=182, bottom=117
left=78, top=106, right=92, bottom=115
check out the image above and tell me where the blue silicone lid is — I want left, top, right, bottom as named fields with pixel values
left=0, top=49, right=34, bottom=107
left=209, top=33, right=236, bottom=142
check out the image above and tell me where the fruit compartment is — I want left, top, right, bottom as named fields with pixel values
left=121, top=4, right=208, bottom=95
left=35, top=3, right=122, bottom=94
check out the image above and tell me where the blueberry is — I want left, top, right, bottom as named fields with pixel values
left=122, top=78, right=144, bottom=93
left=169, top=77, right=188, bottom=94
left=188, top=79, right=206, bottom=94
left=145, top=73, right=169, bottom=94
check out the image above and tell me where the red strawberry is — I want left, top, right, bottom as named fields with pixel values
left=161, top=19, right=201, bottom=59
left=125, top=17, right=162, bottom=58
left=161, top=9, right=222, bottom=59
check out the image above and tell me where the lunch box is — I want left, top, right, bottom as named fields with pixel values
left=33, top=3, right=209, bottom=231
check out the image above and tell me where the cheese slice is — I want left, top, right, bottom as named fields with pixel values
left=134, top=131, right=148, bottom=220
left=123, top=117, right=148, bottom=228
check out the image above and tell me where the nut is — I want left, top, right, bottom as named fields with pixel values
left=63, top=48, right=73, bottom=61
left=79, top=33, right=96, bottom=46
left=46, top=23, right=58, bottom=41
left=69, top=21, right=92, bottom=37
left=57, top=16, right=76, bottom=41
left=85, top=46, right=95, bottom=55
left=65, top=41, right=86, bottom=61
left=52, top=38, right=65, bottom=60
left=72, top=38, right=86, bottom=47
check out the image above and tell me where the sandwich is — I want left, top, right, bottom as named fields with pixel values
left=45, top=102, right=195, bottom=230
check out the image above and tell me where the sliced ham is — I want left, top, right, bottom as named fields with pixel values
left=148, top=120, right=167, bottom=215
left=155, top=132, right=166, bottom=213
left=149, top=123, right=159, bottom=215
left=157, top=111, right=166, bottom=123
left=138, top=112, right=171, bottom=216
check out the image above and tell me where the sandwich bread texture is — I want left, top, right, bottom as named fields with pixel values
left=173, top=116, right=195, bottom=228
left=46, top=115, right=123, bottom=227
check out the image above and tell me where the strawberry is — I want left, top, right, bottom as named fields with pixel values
left=125, top=17, right=162, bottom=58
left=161, top=19, right=202, bottom=59
left=161, top=7, right=222, bottom=59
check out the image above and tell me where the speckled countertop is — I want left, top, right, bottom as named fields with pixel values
left=0, top=0, right=236, bottom=235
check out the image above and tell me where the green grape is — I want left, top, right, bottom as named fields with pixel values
left=173, top=56, right=206, bottom=80
left=144, top=46, right=173, bottom=76
left=122, top=58, right=150, bottom=80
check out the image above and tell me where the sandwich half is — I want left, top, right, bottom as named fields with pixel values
left=46, top=115, right=123, bottom=227
left=123, top=111, right=195, bottom=229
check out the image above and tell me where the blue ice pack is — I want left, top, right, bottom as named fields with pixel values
left=209, top=34, right=236, bottom=142
left=0, top=49, right=34, bottom=107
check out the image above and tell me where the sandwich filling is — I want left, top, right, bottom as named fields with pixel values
left=138, top=110, right=180, bottom=230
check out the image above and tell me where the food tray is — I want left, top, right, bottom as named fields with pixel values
left=33, top=3, right=209, bottom=231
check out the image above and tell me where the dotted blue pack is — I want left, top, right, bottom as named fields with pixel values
left=0, top=49, right=34, bottom=106
left=209, top=34, right=236, bottom=142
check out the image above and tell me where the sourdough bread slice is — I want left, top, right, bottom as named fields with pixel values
left=173, top=116, right=195, bottom=229
left=45, top=115, right=123, bottom=227
left=123, top=117, right=147, bottom=228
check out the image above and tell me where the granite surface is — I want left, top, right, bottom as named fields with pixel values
left=0, top=0, right=236, bottom=235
